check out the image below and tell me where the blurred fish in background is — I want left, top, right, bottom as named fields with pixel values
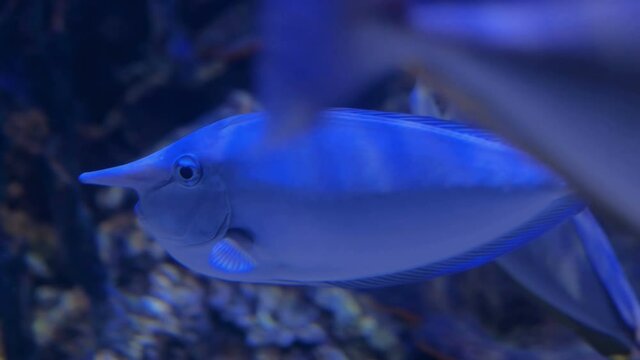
left=259, top=0, right=640, bottom=234
left=1, top=0, right=640, bottom=359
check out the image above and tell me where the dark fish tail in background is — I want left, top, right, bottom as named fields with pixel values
left=499, top=210, right=640, bottom=356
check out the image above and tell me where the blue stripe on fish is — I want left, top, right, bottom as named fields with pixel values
left=325, top=195, right=585, bottom=288
left=329, top=108, right=504, bottom=144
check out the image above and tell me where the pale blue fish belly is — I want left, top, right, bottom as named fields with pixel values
left=185, top=109, right=581, bottom=285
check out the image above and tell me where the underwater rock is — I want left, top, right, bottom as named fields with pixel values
left=313, top=288, right=362, bottom=326
left=116, top=264, right=211, bottom=356
left=94, top=348, right=125, bottom=360
left=0, top=233, right=35, bottom=360
left=32, top=287, right=94, bottom=357
left=205, top=281, right=405, bottom=358
left=97, top=214, right=166, bottom=286
left=95, top=188, right=128, bottom=211
left=24, top=252, right=51, bottom=278
left=313, top=345, right=348, bottom=360
left=0, top=208, right=58, bottom=260
left=2, top=109, right=50, bottom=156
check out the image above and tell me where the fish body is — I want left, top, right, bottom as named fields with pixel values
left=80, top=109, right=579, bottom=285
left=80, top=108, right=640, bottom=354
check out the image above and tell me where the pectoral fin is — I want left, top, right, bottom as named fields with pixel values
left=209, top=230, right=256, bottom=273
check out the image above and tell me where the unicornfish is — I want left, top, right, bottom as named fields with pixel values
left=79, top=109, right=640, bottom=353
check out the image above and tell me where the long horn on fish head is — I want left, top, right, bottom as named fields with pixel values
left=78, top=151, right=170, bottom=191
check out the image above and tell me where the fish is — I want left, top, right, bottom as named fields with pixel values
left=257, top=0, right=640, bottom=234
left=79, top=108, right=580, bottom=285
left=80, top=108, right=640, bottom=355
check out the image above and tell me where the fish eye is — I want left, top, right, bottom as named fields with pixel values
left=174, top=155, right=202, bottom=186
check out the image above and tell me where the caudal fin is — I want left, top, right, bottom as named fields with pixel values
left=573, top=210, right=640, bottom=342
left=498, top=209, right=640, bottom=356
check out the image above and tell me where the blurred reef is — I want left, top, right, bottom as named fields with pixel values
left=1, top=1, right=639, bottom=359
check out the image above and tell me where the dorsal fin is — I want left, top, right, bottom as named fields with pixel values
left=573, top=210, right=640, bottom=339
left=327, top=108, right=503, bottom=144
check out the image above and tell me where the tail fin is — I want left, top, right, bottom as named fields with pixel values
left=573, top=210, right=640, bottom=338
left=498, top=209, right=640, bottom=356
